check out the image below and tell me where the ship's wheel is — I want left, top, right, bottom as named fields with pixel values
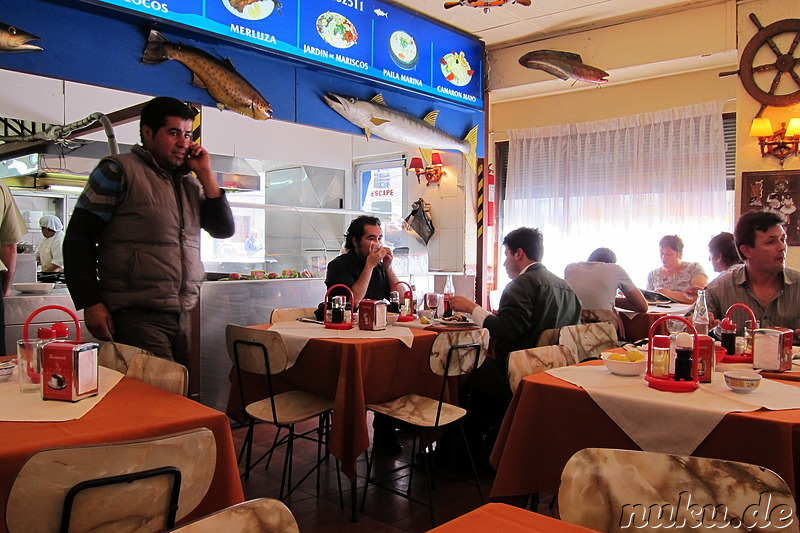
left=739, top=15, right=800, bottom=107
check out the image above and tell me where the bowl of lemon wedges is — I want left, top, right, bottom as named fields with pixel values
left=601, top=350, right=646, bottom=376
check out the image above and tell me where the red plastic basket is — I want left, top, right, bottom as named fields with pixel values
left=323, top=284, right=355, bottom=330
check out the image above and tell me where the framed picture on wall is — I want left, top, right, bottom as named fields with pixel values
left=741, top=170, right=800, bottom=246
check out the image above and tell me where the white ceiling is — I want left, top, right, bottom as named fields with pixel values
left=399, top=0, right=725, bottom=48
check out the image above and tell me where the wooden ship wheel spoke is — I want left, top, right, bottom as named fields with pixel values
left=739, top=15, right=800, bottom=107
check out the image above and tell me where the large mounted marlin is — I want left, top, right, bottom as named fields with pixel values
left=323, top=93, right=478, bottom=173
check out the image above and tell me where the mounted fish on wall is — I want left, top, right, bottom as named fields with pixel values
left=519, top=50, right=608, bottom=85
left=142, top=29, right=272, bottom=120
left=323, top=93, right=478, bottom=173
left=444, top=0, right=531, bottom=14
left=0, top=22, right=41, bottom=52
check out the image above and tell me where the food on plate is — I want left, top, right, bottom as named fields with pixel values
left=440, top=51, right=474, bottom=87
left=229, top=272, right=241, bottom=280
left=389, top=30, right=418, bottom=70
left=224, top=0, right=278, bottom=20
left=441, top=314, right=469, bottom=322
left=267, top=272, right=279, bottom=279
left=316, top=12, right=358, bottom=49
left=625, top=350, right=646, bottom=362
left=420, top=316, right=431, bottom=324
left=607, top=353, right=630, bottom=362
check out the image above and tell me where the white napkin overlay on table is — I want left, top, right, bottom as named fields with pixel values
left=547, top=365, right=800, bottom=455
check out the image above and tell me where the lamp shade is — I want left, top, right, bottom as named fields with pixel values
left=749, top=118, right=774, bottom=137
left=786, top=118, right=800, bottom=137
left=430, top=152, right=443, bottom=166
left=408, top=157, right=424, bottom=172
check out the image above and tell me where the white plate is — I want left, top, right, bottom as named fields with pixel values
left=431, top=319, right=479, bottom=328
left=13, top=282, right=54, bottom=294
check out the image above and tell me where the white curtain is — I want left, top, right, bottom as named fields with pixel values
left=503, top=101, right=727, bottom=288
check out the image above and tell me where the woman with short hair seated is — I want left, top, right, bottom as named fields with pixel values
left=647, top=235, right=708, bottom=304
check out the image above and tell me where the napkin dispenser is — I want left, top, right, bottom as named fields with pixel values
left=41, top=340, right=100, bottom=401
left=358, top=299, right=387, bottom=331
left=22, top=304, right=99, bottom=402
left=753, top=328, right=793, bottom=372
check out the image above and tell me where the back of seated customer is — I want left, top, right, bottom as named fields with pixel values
left=564, top=247, right=648, bottom=314
left=647, top=234, right=708, bottom=304
left=708, top=231, right=742, bottom=274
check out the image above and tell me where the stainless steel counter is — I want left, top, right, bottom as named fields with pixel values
left=196, top=278, right=326, bottom=411
left=4, top=288, right=98, bottom=354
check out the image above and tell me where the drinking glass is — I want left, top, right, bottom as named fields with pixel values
left=743, top=319, right=758, bottom=354
left=665, top=315, right=687, bottom=335
left=425, top=293, right=440, bottom=319
left=17, top=339, right=42, bottom=393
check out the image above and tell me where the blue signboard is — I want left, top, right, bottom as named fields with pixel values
left=80, top=0, right=484, bottom=108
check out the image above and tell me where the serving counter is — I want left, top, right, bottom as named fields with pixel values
left=195, top=278, right=326, bottom=410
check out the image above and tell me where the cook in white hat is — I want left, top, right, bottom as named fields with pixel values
left=36, top=215, right=64, bottom=272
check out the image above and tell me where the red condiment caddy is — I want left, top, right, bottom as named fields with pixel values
left=322, top=284, right=355, bottom=330
left=391, top=281, right=416, bottom=322
left=645, top=315, right=699, bottom=392
left=719, top=303, right=757, bottom=364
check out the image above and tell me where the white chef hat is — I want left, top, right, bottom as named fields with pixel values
left=39, top=215, right=63, bottom=232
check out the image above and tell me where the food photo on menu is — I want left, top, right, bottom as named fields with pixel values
left=316, top=11, right=358, bottom=49
left=388, top=30, right=418, bottom=70
left=224, top=0, right=281, bottom=19
left=440, top=51, right=474, bottom=87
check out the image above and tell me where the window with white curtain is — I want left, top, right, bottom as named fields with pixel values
left=502, top=101, right=728, bottom=290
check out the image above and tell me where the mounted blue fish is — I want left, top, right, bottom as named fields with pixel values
left=323, top=93, right=478, bottom=173
left=0, top=22, right=41, bottom=52
left=142, top=30, right=272, bottom=120
left=519, top=50, right=609, bottom=84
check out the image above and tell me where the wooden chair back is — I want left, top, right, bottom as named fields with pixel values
left=98, top=341, right=154, bottom=373
left=507, top=344, right=574, bottom=393
left=559, top=448, right=799, bottom=533
left=168, top=497, right=299, bottom=533
left=270, top=307, right=317, bottom=323
left=7, top=428, right=216, bottom=533
left=127, top=353, right=189, bottom=397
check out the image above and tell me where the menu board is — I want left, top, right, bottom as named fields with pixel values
left=81, top=0, right=484, bottom=108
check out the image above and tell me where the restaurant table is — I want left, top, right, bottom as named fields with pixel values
left=226, top=325, right=442, bottom=481
left=617, top=302, right=693, bottom=341
left=427, top=503, right=599, bottom=532
left=0, top=375, right=244, bottom=532
left=490, top=361, right=800, bottom=501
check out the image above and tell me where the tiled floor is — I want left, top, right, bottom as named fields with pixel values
left=230, top=415, right=559, bottom=532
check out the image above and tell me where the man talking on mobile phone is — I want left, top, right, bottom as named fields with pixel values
left=64, top=96, right=235, bottom=369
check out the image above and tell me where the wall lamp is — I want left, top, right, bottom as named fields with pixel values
left=407, top=153, right=445, bottom=186
left=750, top=117, right=800, bottom=166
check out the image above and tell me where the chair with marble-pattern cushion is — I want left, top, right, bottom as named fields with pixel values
left=98, top=341, right=154, bottom=373
left=169, top=498, right=299, bottom=533
left=226, top=324, right=336, bottom=501
left=559, top=447, right=799, bottom=533
left=536, top=328, right=561, bottom=347
left=507, top=344, right=575, bottom=393
left=362, top=330, right=487, bottom=526
left=127, top=352, right=189, bottom=397
left=7, top=428, right=216, bottom=533
left=269, top=307, right=317, bottom=323
left=558, top=322, right=618, bottom=362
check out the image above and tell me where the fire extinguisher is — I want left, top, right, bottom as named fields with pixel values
left=486, top=163, right=496, bottom=226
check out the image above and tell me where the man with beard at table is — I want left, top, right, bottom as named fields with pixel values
left=450, top=227, right=581, bottom=462
left=706, top=210, right=800, bottom=340
left=325, top=215, right=403, bottom=453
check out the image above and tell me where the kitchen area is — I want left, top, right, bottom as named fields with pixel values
left=0, top=0, right=485, bottom=408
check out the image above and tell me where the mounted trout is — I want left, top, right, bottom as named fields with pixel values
left=323, top=93, right=478, bottom=173
left=142, top=29, right=272, bottom=120
left=0, top=22, right=41, bottom=52
left=519, top=50, right=609, bottom=85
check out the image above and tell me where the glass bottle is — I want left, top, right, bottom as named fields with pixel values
left=692, top=290, right=709, bottom=335
left=719, top=317, right=737, bottom=355
left=674, top=332, right=694, bottom=381
left=442, top=275, right=455, bottom=318
left=651, top=335, right=670, bottom=378
left=388, top=291, right=401, bottom=314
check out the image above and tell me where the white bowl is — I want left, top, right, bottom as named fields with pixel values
left=601, top=353, right=646, bottom=376
left=724, top=371, right=762, bottom=393
left=386, top=312, right=399, bottom=326
left=0, top=361, right=14, bottom=382
left=12, top=282, right=54, bottom=294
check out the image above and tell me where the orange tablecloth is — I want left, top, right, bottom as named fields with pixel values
left=490, top=366, right=800, bottom=500
left=0, top=377, right=244, bottom=532
left=226, top=326, right=440, bottom=480
left=428, top=503, right=598, bottom=532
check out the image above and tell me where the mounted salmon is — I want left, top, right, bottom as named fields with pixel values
left=0, top=22, right=41, bottom=52
left=444, top=0, right=531, bottom=13
left=519, top=50, right=608, bottom=84
left=323, top=93, right=479, bottom=173
left=142, top=29, right=272, bottom=120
